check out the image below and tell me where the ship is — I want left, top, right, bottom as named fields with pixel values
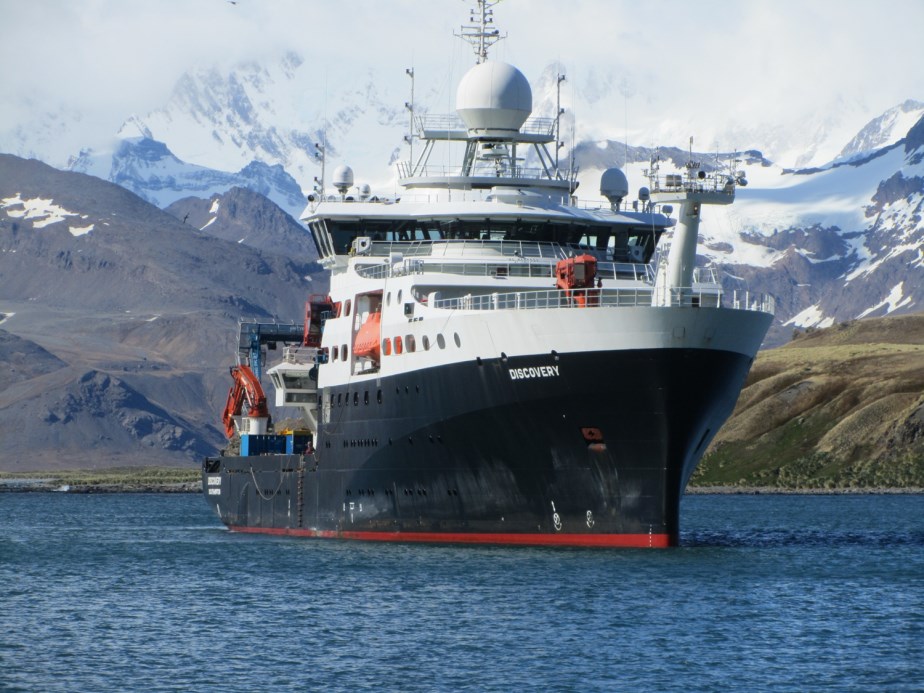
left=202, top=0, right=774, bottom=547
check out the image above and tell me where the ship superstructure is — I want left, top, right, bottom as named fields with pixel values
left=203, top=1, right=773, bottom=547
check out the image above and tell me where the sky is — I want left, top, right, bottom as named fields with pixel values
left=2, top=0, right=924, bottom=169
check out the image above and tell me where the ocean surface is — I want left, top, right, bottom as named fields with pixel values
left=1, top=493, right=922, bottom=692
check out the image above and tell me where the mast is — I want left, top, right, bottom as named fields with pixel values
left=455, top=0, right=507, bottom=63
left=404, top=68, right=415, bottom=167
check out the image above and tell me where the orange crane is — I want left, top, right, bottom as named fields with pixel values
left=221, top=364, right=270, bottom=439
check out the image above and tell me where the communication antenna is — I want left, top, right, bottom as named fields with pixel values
left=555, top=72, right=566, bottom=171
left=456, top=0, right=506, bottom=63
left=404, top=67, right=415, bottom=168
left=312, top=141, right=325, bottom=202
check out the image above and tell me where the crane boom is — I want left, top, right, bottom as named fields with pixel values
left=221, top=364, right=270, bottom=439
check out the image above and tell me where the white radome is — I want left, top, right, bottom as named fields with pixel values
left=455, top=61, right=532, bottom=136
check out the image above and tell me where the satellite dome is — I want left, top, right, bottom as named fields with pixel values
left=600, top=168, right=629, bottom=207
left=456, top=61, right=532, bottom=137
left=332, top=165, right=354, bottom=194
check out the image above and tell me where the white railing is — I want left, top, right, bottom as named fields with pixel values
left=397, top=163, right=560, bottom=181
left=433, top=288, right=654, bottom=311
left=415, top=114, right=556, bottom=138
left=431, top=287, right=775, bottom=314
left=355, top=254, right=655, bottom=282
left=364, top=239, right=569, bottom=260
left=732, top=290, right=776, bottom=313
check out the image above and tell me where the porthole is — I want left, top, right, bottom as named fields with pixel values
left=437, top=334, right=446, bottom=349
left=454, top=332, right=461, bottom=347
left=383, top=338, right=392, bottom=356
left=406, top=335, right=416, bottom=352
left=386, top=291, right=391, bottom=306
left=353, top=392, right=359, bottom=406
left=422, top=335, right=430, bottom=351
left=377, top=389, right=382, bottom=404
left=344, top=299, right=352, bottom=317
left=332, top=348, right=338, bottom=362
left=337, top=393, right=342, bottom=406
left=395, top=336, right=403, bottom=354
left=364, top=391, right=369, bottom=405
left=397, top=289, right=403, bottom=302
left=341, top=345, right=348, bottom=361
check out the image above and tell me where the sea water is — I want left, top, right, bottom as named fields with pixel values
left=1, top=493, right=921, bottom=692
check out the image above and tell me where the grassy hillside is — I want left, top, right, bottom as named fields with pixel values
left=691, top=313, right=924, bottom=489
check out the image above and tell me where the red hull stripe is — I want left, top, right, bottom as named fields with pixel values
left=228, top=526, right=675, bottom=548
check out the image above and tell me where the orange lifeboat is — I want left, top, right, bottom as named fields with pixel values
left=353, top=311, right=382, bottom=363
left=556, top=254, right=599, bottom=307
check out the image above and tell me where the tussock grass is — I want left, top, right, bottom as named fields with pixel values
left=693, top=314, right=924, bottom=489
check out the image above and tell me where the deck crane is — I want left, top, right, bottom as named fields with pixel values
left=221, top=364, right=271, bottom=439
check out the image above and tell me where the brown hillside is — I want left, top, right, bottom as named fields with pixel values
left=693, top=314, right=924, bottom=489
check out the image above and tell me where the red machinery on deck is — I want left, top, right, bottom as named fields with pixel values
left=221, top=364, right=270, bottom=439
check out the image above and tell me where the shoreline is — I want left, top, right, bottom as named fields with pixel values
left=685, top=485, right=924, bottom=495
left=0, top=480, right=200, bottom=493
left=1, top=478, right=921, bottom=495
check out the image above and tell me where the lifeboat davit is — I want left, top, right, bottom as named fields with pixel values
left=353, top=311, right=382, bottom=363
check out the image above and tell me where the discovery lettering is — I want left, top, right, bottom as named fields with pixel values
left=508, top=365, right=560, bottom=380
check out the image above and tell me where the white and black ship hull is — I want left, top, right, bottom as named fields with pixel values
left=203, top=307, right=771, bottom=547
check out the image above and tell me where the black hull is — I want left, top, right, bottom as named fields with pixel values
left=203, top=347, right=754, bottom=547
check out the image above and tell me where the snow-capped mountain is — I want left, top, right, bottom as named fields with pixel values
left=570, top=114, right=924, bottom=345
left=4, top=49, right=922, bottom=349
left=113, top=52, right=410, bottom=194
left=836, top=100, right=924, bottom=164
left=68, top=137, right=307, bottom=220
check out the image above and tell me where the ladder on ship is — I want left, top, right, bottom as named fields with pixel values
left=296, top=466, right=305, bottom=528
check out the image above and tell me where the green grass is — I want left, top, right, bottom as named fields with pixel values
left=0, top=466, right=199, bottom=487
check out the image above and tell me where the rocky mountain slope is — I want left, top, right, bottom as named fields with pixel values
left=692, top=314, right=924, bottom=489
left=164, top=186, right=317, bottom=263
left=0, top=154, right=320, bottom=470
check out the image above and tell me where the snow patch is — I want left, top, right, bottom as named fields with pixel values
left=857, top=282, right=914, bottom=318
left=1, top=193, right=80, bottom=228
left=209, top=199, right=220, bottom=214
left=200, top=217, right=216, bottom=230
left=68, top=224, right=94, bottom=237
left=785, top=304, right=835, bottom=329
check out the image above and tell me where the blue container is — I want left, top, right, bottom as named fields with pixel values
left=241, top=434, right=287, bottom=456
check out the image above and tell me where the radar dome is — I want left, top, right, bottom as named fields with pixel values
left=332, top=165, right=354, bottom=194
left=600, top=168, right=629, bottom=207
left=456, top=61, right=532, bottom=137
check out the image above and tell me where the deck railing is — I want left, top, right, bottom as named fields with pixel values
left=431, top=287, right=775, bottom=314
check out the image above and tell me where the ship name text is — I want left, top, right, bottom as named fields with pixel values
left=509, top=365, right=560, bottom=381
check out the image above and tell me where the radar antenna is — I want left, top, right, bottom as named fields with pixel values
left=456, top=0, right=507, bottom=63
